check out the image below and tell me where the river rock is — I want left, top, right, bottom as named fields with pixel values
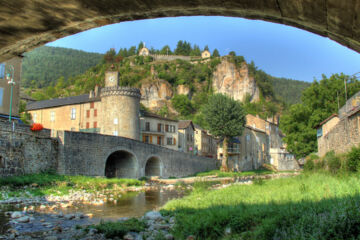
left=165, top=234, right=174, bottom=240
left=44, top=236, right=57, bottom=240
left=123, top=233, right=134, bottom=240
left=64, top=214, right=75, bottom=220
left=118, top=217, right=130, bottom=222
left=145, top=211, right=163, bottom=221
left=16, top=216, right=30, bottom=223
left=11, top=211, right=23, bottom=219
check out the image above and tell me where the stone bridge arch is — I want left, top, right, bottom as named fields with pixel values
left=144, top=155, right=163, bottom=177
left=0, top=1, right=360, bottom=62
left=104, top=148, right=139, bottom=178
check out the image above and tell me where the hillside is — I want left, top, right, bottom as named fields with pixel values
left=22, top=46, right=103, bottom=88
left=271, top=77, right=310, bottom=105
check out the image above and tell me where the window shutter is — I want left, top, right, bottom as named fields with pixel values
left=174, top=138, right=176, bottom=145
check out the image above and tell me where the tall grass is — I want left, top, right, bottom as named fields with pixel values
left=162, top=173, right=360, bottom=239
left=195, top=169, right=274, bottom=178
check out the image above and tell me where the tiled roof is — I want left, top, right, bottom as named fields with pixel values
left=26, top=94, right=100, bottom=111
left=316, top=113, right=339, bottom=128
left=140, top=110, right=178, bottom=122
left=178, top=120, right=194, bottom=130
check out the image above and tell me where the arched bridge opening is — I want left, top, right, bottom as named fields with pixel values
left=145, top=157, right=161, bottom=177
left=105, top=150, right=137, bottom=178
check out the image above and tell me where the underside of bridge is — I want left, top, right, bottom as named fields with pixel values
left=105, top=150, right=136, bottom=178
left=0, top=0, right=359, bottom=62
left=145, top=157, right=161, bottom=177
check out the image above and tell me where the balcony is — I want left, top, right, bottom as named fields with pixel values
left=228, top=147, right=241, bottom=155
left=141, top=128, right=165, bottom=135
left=80, top=128, right=100, bottom=133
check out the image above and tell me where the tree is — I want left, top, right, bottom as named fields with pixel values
left=171, top=95, right=193, bottom=116
left=203, top=45, right=209, bottom=51
left=137, top=41, right=144, bottom=54
left=280, top=73, right=360, bottom=158
left=104, top=48, right=116, bottom=63
left=212, top=49, right=220, bottom=57
left=203, top=94, right=246, bottom=171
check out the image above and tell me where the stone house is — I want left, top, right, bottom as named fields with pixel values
left=140, top=110, right=178, bottom=151
left=0, top=56, right=22, bottom=119
left=317, top=92, right=360, bottom=157
left=201, top=50, right=211, bottom=59
left=194, top=124, right=217, bottom=158
left=178, top=120, right=195, bottom=154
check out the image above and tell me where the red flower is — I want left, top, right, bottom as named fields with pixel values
left=30, top=123, right=43, bottom=131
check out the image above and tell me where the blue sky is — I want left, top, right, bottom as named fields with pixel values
left=47, top=16, right=360, bottom=82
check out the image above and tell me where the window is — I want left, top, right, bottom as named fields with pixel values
left=144, top=135, right=150, bottom=143
left=114, top=118, right=118, bottom=125
left=167, top=137, right=173, bottom=145
left=71, top=108, right=76, bottom=120
left=93, top=122, right=97, bottom=128
left=165, top=124, right=169, bottom=132
left=94, top=109, right=97, bottom=117
left=317, top=128, right=323, bottom=138
left=33, top=113, right=37, bottom=123
left=113, top=130, right=118, bottom=136
left=157, top=136, right=162, bottom=145
left=0, top=88, right=3, bottom=107
left=157, top=123, right=162, bottom=132
left=90, top=102, right=94, bottom=109
left=145, top=122, right=150, bottom=131
left=50, top=111, right=55, bottom=122
left=0, top=63, right=4, bottom=79
left=86, top=110, right=90, bottom=118
left=246, top=134, right=250, bottom=142
left=86, top=122, right=89, bottom=129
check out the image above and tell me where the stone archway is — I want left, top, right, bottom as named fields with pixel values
left=105, top=150, right=137, bottom=178
left=0, top=1, right=360, bottom=62
left=145, top=156, right=161, bottom=177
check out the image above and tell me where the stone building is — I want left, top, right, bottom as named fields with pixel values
left=140, top=110, right=178, bottom=151
left=194, top=124, right=217, bottom=158
left=139, top=47, right=150, bottom=56
left=27, top=70, right=141, bottom=140
left=201, top=50, right=211, bottom=59
left=317, top=92, right=360, bottom=157
left=217, top=114, right=298, bottom=171
left=0, top=56, right=22, bottom=119
left=178, top=120, right=195, bottom=154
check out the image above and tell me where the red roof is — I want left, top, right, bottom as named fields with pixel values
left=316, top=113, right=339, bottom=128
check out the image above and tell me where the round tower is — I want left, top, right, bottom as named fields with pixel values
left=100, top=71, right=141, bottom=140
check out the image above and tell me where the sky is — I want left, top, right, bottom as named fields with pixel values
left=47, top=16, right=360, bottom=82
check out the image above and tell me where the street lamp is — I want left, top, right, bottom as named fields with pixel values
left=5, top=65, right=15, bottom=122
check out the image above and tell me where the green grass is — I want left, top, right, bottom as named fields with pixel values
left=88, top=218, right=147, bottom=238
left=0, top=173, right=145, bottom=199
left=161, top=173, right=360, bottom=239
left=195, top=169, right=275, bottom=178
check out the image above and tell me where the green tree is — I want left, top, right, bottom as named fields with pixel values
left=171, top=95, right=193, bottom=116
left=160, top=45, right=172, bottom=55
left=280, top=73, right=360, bottom=158
left=212, top=49, right=220, bottom=57
left=203, top=94, right=246, bottom=171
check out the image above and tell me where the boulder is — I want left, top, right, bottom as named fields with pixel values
left=145, top=211, right=163, bottom=221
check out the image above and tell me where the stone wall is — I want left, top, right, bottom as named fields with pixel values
left=150, top=54, right=194, bottom=62
left=318, top=112, right=360, bottom=157
left=0, top=120, right=58, bottom=177
left=270, top=148, right=299, bottom=171
left=56, top=130, right=216, bottom=178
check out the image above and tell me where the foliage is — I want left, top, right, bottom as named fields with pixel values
left=324, top=151, right=341, bottom=173
left=272, top=77, right=310, bottom=105
left=158, top=105, right=169, bottom=117
left=203, top=94, right=246, bottom=138
left=281, top=73, right=360, bottom=158
left=346, top=145, right=360, bottom=172
left=162, top=173, right=360, bottom=239
left=212, top=49, right=220, bottom=57
left=90, top=218, right=146, bottom=238
left=22, top=46, right=103, bottom=88
left=171, top=95, right=194, bottom=116
left=303, top=153, right=318, bottom=172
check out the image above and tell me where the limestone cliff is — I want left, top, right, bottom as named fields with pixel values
left=140, top=79, right=173, bottom=110
left=212, top=59, right=259, bottom=102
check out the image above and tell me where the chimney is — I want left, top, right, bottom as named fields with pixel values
left=94, top=85, right=100, bottom=97
left=89, top=90, right=94, bottom=98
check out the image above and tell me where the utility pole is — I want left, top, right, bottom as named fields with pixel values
left=5, top=65, right=15, bottom=122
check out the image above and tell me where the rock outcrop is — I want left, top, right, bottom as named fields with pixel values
left=176, top=84, right=190, bottom=96
left=140, top=80, right=173, bottom=110
left=212, top=59, right=260, bottom=102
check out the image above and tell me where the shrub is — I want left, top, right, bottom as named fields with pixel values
left=346, top=145, right=360, bottom=172
left=91, top=218, right=146, bottom=238
left=304, top=153, right=318, bottom=171
left=324, top=151, right=341, bottom=173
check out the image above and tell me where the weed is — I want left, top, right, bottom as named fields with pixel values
left=90, top=218, right=146, bottom=238
left=346, top=145, right=360, bottom=172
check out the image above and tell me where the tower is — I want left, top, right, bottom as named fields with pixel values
left=100, top=70, right=141, bottom=140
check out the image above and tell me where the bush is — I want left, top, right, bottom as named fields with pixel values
left=346, top=145, right=360, bottom=172
left=304, top=153, right=318, bottom=171
left=324, top=151, right=341, bottom=173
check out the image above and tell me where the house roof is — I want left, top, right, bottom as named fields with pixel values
left=20, top=93, right=35, bottom=101
left=140, top=110, right=178, bottom=122
left=178, top=120, right=194, bottom=130
left=26, top=94, right=100, bottom=111
left=315, top=113, right=339, bottom=128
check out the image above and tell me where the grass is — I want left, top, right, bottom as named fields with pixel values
left=88, top=218, right=147, bottom=238
left=0, top=173, right=145, bottom=199
left=161, top=172, right=360, bottom=239
left=195, top=169, right=275, bottom=178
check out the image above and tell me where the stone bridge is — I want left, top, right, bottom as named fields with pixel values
left=0, top=0, right=359, bottom=62
left=0, top=120, right=216, bottom=178
left=56, top=130, right=216, bottom=178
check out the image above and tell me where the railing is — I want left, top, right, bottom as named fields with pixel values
left=141, top=128, right=165, bottom=134
left=228, top=148, right=241, bottom=154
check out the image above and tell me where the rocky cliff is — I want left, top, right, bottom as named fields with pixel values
left=140, top=80, right=173, bottom=110
left=212, top=59, right=259, bottom=102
